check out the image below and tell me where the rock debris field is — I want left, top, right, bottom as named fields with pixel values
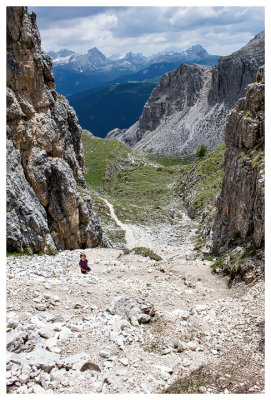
left=6, top=212, right=264, bottom=394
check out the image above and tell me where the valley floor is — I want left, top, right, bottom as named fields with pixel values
left=6, top=200, right=265, bottom=394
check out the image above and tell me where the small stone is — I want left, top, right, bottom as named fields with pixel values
left=138, top=314, right=151, bottom=323
left=99, top=350, right=111, bottom=359
left=70, top=325, right=82, bottom=332
left=182, top=358, right=191, bottom=367
left=186, top=341, right=198, bottom=351
left=119, top=358, right=128, bottom=366
left=177, top=342, right=187, bottom=352
left=33, top=297, right=42, bottom=303
left=80, top=362, right=101, bottom=372
left=199, top=386, right=207, bottom=393
left=44, top=283, right=52, bottom=290
left=162, top=348, right=171, bottom=355
left=38, top=327, right=54, bottom=339
left=35, top=304, right=47, bottom=311
left=7, top=318, right=20, bottom=329
left=244, top=273, right=255, bottom=284
left=19, top=373, right=30, bottom=384
left=195, top=304, right=207, bottom=312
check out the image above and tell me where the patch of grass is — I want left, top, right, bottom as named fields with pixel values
left=177, top=144, right=225, bottom=217
left=124, top=247, right=162, bottom=261
left=163, top=366, right=213, bottom=393
left=147, top=153, right=194, bottom=167
left=56, top=93, right=66, bottom=102
left=210, top=254, right=227, bottom=272
left=46, top=246, right=57, bottom=255
left=190, top=144, right=225, bottom=214
left=7, top=246, right=35, bottom=257
left=210, top=245, right=258, bottom=285
left=106, top=164, right=180, bottom=224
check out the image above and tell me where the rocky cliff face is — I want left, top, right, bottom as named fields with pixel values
left=208, top=31, right=265, bottom=108
left=107, top=32, right=264, bottom=157
left=212, top=66, right=264, bottom=254
left=6, top=7, right=105, bottom=253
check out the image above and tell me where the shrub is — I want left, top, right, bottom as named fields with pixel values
left=196, top=144, right=207, bottom=158
left=124, top=247, right=162, bottom=261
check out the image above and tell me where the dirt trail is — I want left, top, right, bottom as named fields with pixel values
left=6, top=205, right=264, bottom=394
left=100, top=196, right=137, bottom=249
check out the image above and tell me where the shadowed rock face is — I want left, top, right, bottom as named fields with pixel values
left=6, top=7, right=105, bottom=253
left=106, top=32, right=264, bottom=157
left=212, top=66, right=264, bottom=253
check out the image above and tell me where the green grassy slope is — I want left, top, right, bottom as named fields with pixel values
left=82, top=135, right=132, bottom=188
left=82, top=133, right=193, bottom=225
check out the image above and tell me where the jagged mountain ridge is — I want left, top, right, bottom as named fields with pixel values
left=106, top=32, right=264, bottom=157
left=48, top=44, right=220, bottom=96
left=49, top=44, right=219, bottom=72
left=6, top=6, right=106, bottom=253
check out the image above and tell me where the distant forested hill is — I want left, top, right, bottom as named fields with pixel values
left=68, top=82, right=156, bottom=137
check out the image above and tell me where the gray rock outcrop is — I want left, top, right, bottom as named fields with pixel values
left=109, top=296, right=155, bottom=324
left=106, top=32, right=264, bottom=157
left=6, top=7, right=105, bottom=253
left=212, top=66, right=264, bottom=253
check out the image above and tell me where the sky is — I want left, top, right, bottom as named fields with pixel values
left=28, top=5, right=265, bottom=57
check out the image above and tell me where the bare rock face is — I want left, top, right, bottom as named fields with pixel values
left=212, top=66, right=264, bottom=253
left=208, top=32, right=265, bottom=108
left=6, top=7, right=105, bottom=253
left=107, top=32, right=264, bottom=157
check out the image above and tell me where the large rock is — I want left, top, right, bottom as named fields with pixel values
left=6, top=7, right=105, bottom=252
left=109, top=296, right=155, bottom=324
left=106, top=32, right=264, bottom=157
left=212, top=66, right=264, bottom=253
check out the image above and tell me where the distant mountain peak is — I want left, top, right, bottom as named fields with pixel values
left=47, top=48, right=75, bottom=60
left=88, top=47, right=104, bottom=55
left=185, top=44, right=209, bottom=57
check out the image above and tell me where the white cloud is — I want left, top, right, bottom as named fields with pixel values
left=32, top=6, right=264, bottom=56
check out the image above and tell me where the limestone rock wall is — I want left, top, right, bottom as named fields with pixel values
left=212, top=66, right=264, bottom=253
left=107, top=32, right=264, bottom=157
left=6, top=7, right=105, bottom=253
left=208, top=32, right=265, bottom=108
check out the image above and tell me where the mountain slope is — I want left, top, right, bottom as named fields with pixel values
left=68, top=82, right=156, bottom=137
left=106, top=32, right=264, bottom=157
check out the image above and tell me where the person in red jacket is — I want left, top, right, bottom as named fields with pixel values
left=79, top=252, right=90, bottom=274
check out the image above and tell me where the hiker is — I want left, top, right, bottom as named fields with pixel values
left=79, top=252, right=91, bottom=274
